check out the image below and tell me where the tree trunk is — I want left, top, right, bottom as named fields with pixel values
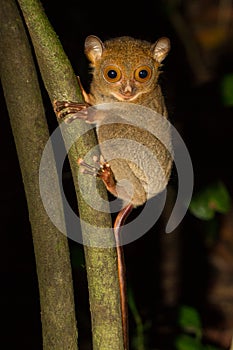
left=3, top=0, right=125, bottom=348
left=0, top=0, right=78, bottom=349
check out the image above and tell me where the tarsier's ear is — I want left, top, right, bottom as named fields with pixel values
left=85, top=35, right=104, bottom=64
left=151, top=37, right=170, bottom=63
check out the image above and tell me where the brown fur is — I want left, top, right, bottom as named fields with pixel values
left=85, top=35, right=170, bottom=116
left=83, top=35, right=172, bottom=206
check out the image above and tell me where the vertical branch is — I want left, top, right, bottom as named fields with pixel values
left=0, top=0, right=78, bottom=349
left=16, top=0, right=125, bottom=348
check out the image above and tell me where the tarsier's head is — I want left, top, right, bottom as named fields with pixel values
left=85, top=35, right=170, bottom=103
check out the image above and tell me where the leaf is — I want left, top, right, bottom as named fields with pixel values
left=178, top=305, right=202, bottom=335
left=221, top=73, right=233, bottom=107
left=189, top=200, right=215, bottom=220
left=175, top=334, right=203, bottom=350
left=189, top=181, right=231, bottom=220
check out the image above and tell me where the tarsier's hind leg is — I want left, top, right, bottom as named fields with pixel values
left=78, top=157, right=118, bottom=198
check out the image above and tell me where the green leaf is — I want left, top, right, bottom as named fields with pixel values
left=178, top=305, right=202, bottom=337
left=221, top=73, right=233, bottom=106
left=189, top=200, right=215, bottom=220
left=175, top=334, right=203, bottom=350
left=189, top=181, right=231, bottom=220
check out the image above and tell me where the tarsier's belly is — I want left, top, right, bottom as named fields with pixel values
left=97, top=106, right=173, bottom=206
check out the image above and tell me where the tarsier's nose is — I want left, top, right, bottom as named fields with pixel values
left=122, top=81, right=135, bottom=96
left=123, top=83, right=132, bottom=93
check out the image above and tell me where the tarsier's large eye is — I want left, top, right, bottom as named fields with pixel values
left=103, top=66, right=122, bottom=83
left=134, top=66, right=152, bottom=82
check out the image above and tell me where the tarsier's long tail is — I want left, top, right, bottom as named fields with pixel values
left=114, top=203, right=133, bottom=350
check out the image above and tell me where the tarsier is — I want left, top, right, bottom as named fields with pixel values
left=54, top=35, right=172, bottom=350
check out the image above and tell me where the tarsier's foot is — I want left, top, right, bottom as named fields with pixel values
left=78, top=156, right=117, bottom=196
left=53, top=100, right=89, bottom=123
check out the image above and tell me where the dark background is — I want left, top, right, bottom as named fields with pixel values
left=1, top=0, right=233, bottom=349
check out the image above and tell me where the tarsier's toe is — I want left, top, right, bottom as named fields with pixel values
left=78, top=158, right=99, bottom=176
left=53, top=100, right=70, bottom=112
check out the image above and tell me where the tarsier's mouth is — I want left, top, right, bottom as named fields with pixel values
left=111, top=91, right=140, bottom=102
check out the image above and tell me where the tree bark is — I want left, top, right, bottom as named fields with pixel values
left=0, top=0, right=78, bottom=349
left=14, top=0, right=125, bottom=348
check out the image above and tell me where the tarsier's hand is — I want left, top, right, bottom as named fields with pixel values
left=53, top=100, right=89, bottom=123
left=53, top=100, right=106, bottom=125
